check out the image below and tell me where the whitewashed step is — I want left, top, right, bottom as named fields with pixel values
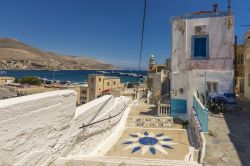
left=53, top=156, right=201, bottom=166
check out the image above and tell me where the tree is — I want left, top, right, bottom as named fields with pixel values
left=18, top=76, right=41, bottom=85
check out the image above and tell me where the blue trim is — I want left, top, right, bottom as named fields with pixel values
left=224, top=93, right=237, bottom=104
left=171, top=99, right=187, bottom=116
left=171, top=11, right=233, bottom=23
left=224, top=93, right=236, bottom=98
left=191, top=35, right=209, bottom=60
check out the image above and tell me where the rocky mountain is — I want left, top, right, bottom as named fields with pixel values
left=0, top=38, right=115, bottom=70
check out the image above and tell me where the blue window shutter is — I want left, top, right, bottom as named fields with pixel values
left=192, top=35, right=209, bottom=59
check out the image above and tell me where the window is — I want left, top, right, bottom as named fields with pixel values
left=107, top=82, right=110, bottom=86
left=114, top=81, right=116, bottom=85
left=82, top=90, right=86, bottom=94
left=192, top=35, right=209, bottom=59
left=91, top=78, right=94, bottom=83
left=206, top=81, right=218, bottom=93
left=99, top=78, right=101, bottom=82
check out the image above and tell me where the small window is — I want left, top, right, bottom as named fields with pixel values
left=207, top=82, right=212, bottom=92
left=107, top=82, right=110, bottom=86
left=212, top=82, right=218, bottom=92
left=192, top=35, right=209, bottom=60
left=99, top=78, right=101, bottom=82
left=114, top=81, right=116, bottom=85
left=91, top=78, right=94, bottom=82
left=207, top=81, right=218, bottom=93
left=82, top=90, right=86, bottom=94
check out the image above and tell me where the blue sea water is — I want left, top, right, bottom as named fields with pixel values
left=1, top=70, right=147, bottom=83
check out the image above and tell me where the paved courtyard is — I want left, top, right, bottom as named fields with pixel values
left=105, top=127, right=189, bottom=160
left=204, top=97, right=250, bottom=166
left=105, top=102, right=191, bottom=161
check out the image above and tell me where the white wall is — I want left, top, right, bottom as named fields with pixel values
left=172, top=15, right=234, bottom=71
left=0, top=90, right=77, bottom=166
left=0, top=91, right=132, bottom=166
left=187, top=70, right=234, bottom=118
left=171, top=71, right=188, bottom=100
left=63, top=96, right=132, bottom=157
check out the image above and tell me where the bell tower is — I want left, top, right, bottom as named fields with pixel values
left=147, top=55, right=156, bottom=90
left=148, top=54, right=156, bottom=72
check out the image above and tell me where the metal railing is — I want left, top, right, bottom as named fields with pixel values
left=79, top=100, right=128, bottom=129
left=193, top=93, right=208, bottom=132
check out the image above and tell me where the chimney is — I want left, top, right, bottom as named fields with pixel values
left=213, top=3, right=218, bottom=14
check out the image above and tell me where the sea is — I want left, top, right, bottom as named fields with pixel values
left=1, top=70, right=147, bottom=83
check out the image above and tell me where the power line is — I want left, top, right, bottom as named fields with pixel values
left=181, top=0, right=188, bottom=15
left=138, top=0, right=147, bottom=72
left=136, top=0, right=147, bottom=99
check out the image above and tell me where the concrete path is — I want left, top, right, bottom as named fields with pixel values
left=204, top=97, right=250, bottom=166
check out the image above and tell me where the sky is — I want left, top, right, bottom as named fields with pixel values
left=0, top=0, right=250, bottom=70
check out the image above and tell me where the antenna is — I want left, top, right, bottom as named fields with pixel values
left=228, top=0, right=231, bottom=14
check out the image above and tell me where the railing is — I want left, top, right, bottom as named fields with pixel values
left=79, top=99, right=128, bottom=129
left=193, top=93, right=208, bottom=132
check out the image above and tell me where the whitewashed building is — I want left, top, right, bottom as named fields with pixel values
left=170, top=6, right=235, bottom=119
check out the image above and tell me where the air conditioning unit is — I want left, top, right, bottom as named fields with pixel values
left=194, top=25, right=207, bottom=35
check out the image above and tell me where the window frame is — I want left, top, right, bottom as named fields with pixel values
left=191, top=35, right=209, bottom=60
left=206, top=81, right=218, bottom=93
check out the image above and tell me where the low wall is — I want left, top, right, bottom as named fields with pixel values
left=190, top=108, right=206, bottom=164
left=0, top=90, right=77, bottom=166
left=0, top=91, right=131, bottom=166
left=62, top=96, right=132, bottom=157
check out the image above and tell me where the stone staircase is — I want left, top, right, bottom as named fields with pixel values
left=126, top=116, right=173, bottom=128
left=53, top=156, right=202, bottom=166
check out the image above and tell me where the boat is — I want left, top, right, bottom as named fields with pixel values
left=0, top=70, right=7, bottom=75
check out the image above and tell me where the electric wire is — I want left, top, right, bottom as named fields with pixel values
left=136, top=0, right=147, bottom=98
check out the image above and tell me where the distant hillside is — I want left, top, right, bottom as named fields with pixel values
left=0, top=38, right=115, bottom=70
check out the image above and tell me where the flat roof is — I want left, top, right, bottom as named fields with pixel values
left=171, top=11, right=233, bottom=22
left=104, top=77, right=120, bottom=79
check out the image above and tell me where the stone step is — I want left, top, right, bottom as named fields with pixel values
left=53, top=156, right=202, bottom=166
left=126, top=117, right=173, bottom=128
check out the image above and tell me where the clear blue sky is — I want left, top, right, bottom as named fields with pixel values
left=0, top=0, right=249, bottom=69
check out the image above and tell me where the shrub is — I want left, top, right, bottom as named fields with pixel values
left=19, top=76, right=41, bottom=85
